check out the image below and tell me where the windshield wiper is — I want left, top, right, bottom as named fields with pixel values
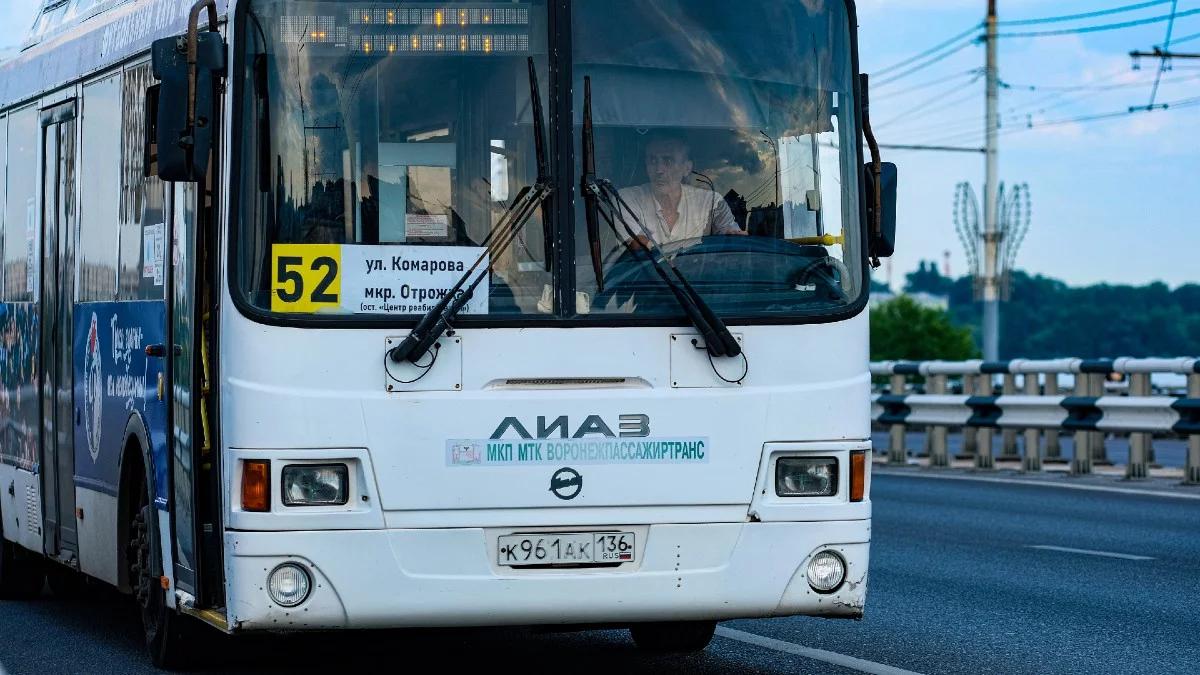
left=388, top=57, right=553, bottom=366
left=580, top=77, right=741, bottom=360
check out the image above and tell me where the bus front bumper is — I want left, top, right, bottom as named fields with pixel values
left=223, top=520, right=870, bottom=631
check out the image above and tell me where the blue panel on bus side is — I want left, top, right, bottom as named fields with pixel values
left=0, top=303, right=40, bottom=473
left=73, top=301, right=168, bottom=509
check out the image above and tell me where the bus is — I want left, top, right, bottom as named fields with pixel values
left=0, top=0, right=897, bottom=668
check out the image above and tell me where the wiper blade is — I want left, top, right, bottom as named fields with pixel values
left=581, top=77, right=604, bottom=292
left=589, top=180, right=742, bottom=358
left=389, top=57, right=553, bottom=366
left=580, top=75, right=739, bottom=359
left=528, top=57, right=554, bottom=273
left=388, top=182, right=550, bottom=364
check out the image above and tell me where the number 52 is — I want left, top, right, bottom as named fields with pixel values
left=271, top=245, right=342, bottom=313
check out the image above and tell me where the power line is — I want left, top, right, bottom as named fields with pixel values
left=1169, top=30, right=1200, bottom=45
left=997, top=0, right=1176, bottom=26
left=892, top=70, right=1188, bottom=142
left=874, top=38, right=979, bottom=86
left=995, top=95, right=1200, bottom=135
left=874, top=69, right=981, bottom=97
left=996, top=7, right=1200, bottom=38
left=876, top=72, right=985, bottom=127
left=873, top=23, right=983, bottom=76
left=878, top=143, right=985, bottom=154
left=1144, top=0, right=1180, bottom=109
left=1000, top=70, right=1200, bottom=91
left=919, top=95, right=1200, bottom=146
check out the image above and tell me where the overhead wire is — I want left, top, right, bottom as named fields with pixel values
left=874, top=69, right=982, bottom=97
left=1145, top=0, right=1180, bottom=109
left=1167, top=30, right=1200, bottom=44
left=873, top=38, right=980, bottom=86
left=895, top=69, right=1200, bottom=144
left=923, top=94, right=1200, bottom=145
left=872, top=23, right=983, bottom=76
left=996, top=0, right=1177, bottom=26
left=996, top=7, right=1200, bottom=38
left=876, top=71, right=985, bottom=127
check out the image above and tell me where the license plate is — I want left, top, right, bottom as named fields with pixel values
left=497, top=532, right=636, bottom=567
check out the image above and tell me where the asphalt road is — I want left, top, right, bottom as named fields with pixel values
left=2, top=472, right=1198, bottom=674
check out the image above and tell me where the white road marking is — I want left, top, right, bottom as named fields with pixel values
left=1026, top=545, right=1154, bottom=561
left=716, top=627, right=927, bottom=675
left=874, top=469, right=1200, bottom=501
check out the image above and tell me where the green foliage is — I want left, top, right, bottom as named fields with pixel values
left=870, top=295, right=979, bottom=362
left=948, top=272, right=1200, bottom=358
left=904, top=260, right=954, bottom=296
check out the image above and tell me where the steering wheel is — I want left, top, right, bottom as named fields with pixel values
left=592, top=234, right=849, bottom=311
left=787, top=255, right=853, bottom=302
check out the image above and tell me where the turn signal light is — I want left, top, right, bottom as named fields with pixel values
left=242, top=460, right=270, bottom=512
left=850, top=451, right=866, bottom=502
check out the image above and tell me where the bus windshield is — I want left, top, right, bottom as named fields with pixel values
left=235, top=0, right=862, bottom=322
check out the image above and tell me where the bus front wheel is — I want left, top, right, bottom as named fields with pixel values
left=130, top=488, right=194, bottom=669
left=629, top=620, right=717, bottom=652
left=0, top=503, right=45, bottom=600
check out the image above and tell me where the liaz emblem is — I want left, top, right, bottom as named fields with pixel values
left=83, top=312, right=104, bottom=462
left=549, top=467, right=582, bottom=501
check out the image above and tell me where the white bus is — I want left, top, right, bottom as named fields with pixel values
left=0, top=0, right=896, bottom=668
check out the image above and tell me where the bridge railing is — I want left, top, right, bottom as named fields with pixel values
left=870, top=358, right=1200, bottom=484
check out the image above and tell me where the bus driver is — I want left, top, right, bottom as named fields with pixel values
left=617, top=132, right=747, bottom=250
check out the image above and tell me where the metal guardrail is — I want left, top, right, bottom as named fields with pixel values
left=870, top=358, right=1200, bottom=484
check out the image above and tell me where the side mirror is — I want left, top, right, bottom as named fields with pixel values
left=149, top=1, right=225, bottom=183
left=864, top=162, right=897, bottom=259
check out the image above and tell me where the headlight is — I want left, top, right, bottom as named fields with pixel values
left=267, top=563, right=312, bottom=607
left=282, top=464, right=349, bottom=506
left=807, top=550, right=846, bottom=593
left=775, top=457, right=838, bottom=497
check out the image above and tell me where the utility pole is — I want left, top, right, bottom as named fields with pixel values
left=982, top=0, right=1001, bottom=361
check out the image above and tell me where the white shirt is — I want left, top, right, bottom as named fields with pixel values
left=614, top=184, right=741, bottom=246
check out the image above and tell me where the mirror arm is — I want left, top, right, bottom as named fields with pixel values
left=860, top=73, right=883, bottom=269
left=185, top=0, right=221, bottom=150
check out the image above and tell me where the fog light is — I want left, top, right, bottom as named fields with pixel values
left=807, top=551, right=846, bottom=593
left=282, top=464, right=349, bottom=506
left=267, top=563, right=311, bottom=607
left=775, top=457, right=838, bottom=497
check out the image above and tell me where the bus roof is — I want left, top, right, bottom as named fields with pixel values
left=22, top=1, right=136, bottom=52
left=0, top=0, right=228, bottom=113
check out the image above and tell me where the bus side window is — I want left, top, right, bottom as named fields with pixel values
left=117, top=63, right=166, bottom=302
left=2, top=106, right=38, bottom=303
left=79, top=74, right=123, bottom=302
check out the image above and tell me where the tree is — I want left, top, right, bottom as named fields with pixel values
left=871, top=295, right=979, bottom=362
left=904, top=260, right=953, bottom=296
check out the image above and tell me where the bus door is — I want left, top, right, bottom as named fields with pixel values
left=166, top=178, right=222, bottom=608
left=38, top=100, right=78, bottom=561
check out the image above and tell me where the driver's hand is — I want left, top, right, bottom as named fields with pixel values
left=627, top=234, right=653, bottom=251
left=726, top=229, right=749, bottom=236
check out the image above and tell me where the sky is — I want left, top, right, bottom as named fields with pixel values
left=1, top=0, right=1197, bottom=289
left=0, top=1, right=40, bottom=55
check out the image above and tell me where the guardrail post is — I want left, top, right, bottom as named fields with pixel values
left=1000, top=373, right=1020, bottom=461
left=1071, top=373, right=1093, bottom=475
left=930, top=374, right=949, bottom=467
left=1044, top=372, right=1063, bottom=462
left=1089, top=374, right=1110, bottom=466
left=1126, top=372, right=1151, bottom=480
left=1022, top=372, right=1042, bottom=472
left=958, top=375, right=978, bottom=461
left=974, top=374, right=995, bottom=470
left=1187, top=373, right=1200, bottom=485
left=888, top=373, right=908, bottom=465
